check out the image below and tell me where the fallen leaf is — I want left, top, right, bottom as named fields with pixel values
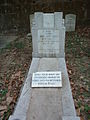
left=0, top=105, right=7, bottom=111
left=88, top=110, right=90, bottom=114
left=81, top=106, right=84, bottom=111
left=68, top=70, right=72, bottom=74
left=6, top=97, right=13, bottom=105
left=80, top=76, right=84, bottom=79
left=80, top=116, right=84, bottom=120
left=76, top=108, right=81, bottom=116
left=15, top=71, right=21, bottom=77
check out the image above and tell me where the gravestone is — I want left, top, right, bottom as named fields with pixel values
left=32, top=12, right=65, bottom=58
left=9, top=12, right=80, bottom=120
left=65, top=14, right=76, bottom=31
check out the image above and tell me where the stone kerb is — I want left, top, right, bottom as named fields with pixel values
left=32, top=12, right=65, bottom=58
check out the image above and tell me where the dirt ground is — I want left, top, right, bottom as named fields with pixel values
left=0, top=27, right=90, bottom=120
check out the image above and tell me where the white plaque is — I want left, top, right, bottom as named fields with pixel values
left=43, top=14, right=54, bottom=28
left=38, top=30, right=59, bottom=55
left=32, top=72, right=62, bottom=87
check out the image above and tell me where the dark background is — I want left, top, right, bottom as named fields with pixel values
left=0, top=0, right=90, bottom=33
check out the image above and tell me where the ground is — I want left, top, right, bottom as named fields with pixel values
left=0, top=27, right=90, bottom=120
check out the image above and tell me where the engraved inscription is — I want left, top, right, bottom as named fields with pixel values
left=38, top=30, right=59, bottom=55
left=32, top=72, right=62, bottom=87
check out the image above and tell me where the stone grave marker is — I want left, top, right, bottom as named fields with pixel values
left=65, top=14, right=76, bottom=31
left=32, top=12, right=65, bottom=58
left=9, top=12, right=80, bottom=120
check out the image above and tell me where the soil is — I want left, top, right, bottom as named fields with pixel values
left=0, top=35, right=32, bottom=119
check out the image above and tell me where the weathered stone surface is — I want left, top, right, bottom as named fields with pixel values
left=9, top=58, right=80, bottom=120
left=55, top=12, right=63, bottom=28
left=34, top=12, right=43, bottom=28
left=27, top=88, right=62, bottom=120
left=32, top=12, right=65, bottom=58
left=26, top=58, right=77, bottom=120
left=58, top=58, right=76, bottom=116
left=43, top=13, right=54, bottom=28
left=38, top=58, right=59, bottom=71
left=62, top=116, right=80, bottom=120
left=38, top=29, right=60, bottom=56
left=9, top=115, right=26, bottom=120
left=65, top=14, right=76, bottom=31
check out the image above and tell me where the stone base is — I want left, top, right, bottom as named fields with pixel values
left=62, top=116, right=80, bottom=120
left=9, top=115, right=26, bottom=120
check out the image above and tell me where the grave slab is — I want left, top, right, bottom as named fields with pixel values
left=9, top=12, right=80, bottom=120
left=26, top=58, right=78, bottom=120
left=9, top=58, right=80, bottom=120
left=27, top=58, right=62, bottom=120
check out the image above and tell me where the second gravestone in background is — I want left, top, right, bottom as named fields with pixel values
left=65, top=14, right=76, bottom=31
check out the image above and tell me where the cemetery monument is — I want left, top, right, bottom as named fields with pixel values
left=9, top=12, right=80, bottom=120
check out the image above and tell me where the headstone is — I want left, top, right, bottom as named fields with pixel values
left=32, top=12, right=65, bottom=58
left=32, top=71, right=62, bottom=87
left=65, top=14, right=76, bottom=31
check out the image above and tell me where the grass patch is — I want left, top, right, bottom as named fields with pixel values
left=0, top=48, right=6, bottom=54
left=4, top=41, right=24, bottom=50
left=14, top=42, right=24, bottom=49
left=66, top=32, right=89, bottom=57
left=5, top=43, right=13, bottom=49
left=0, top=89, right=8, bottom=101
left=84, top=104, right=90, bottom=119
left=83, top=92, right=90, bottom=98
left=78, top=101, right=82, bottom=108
